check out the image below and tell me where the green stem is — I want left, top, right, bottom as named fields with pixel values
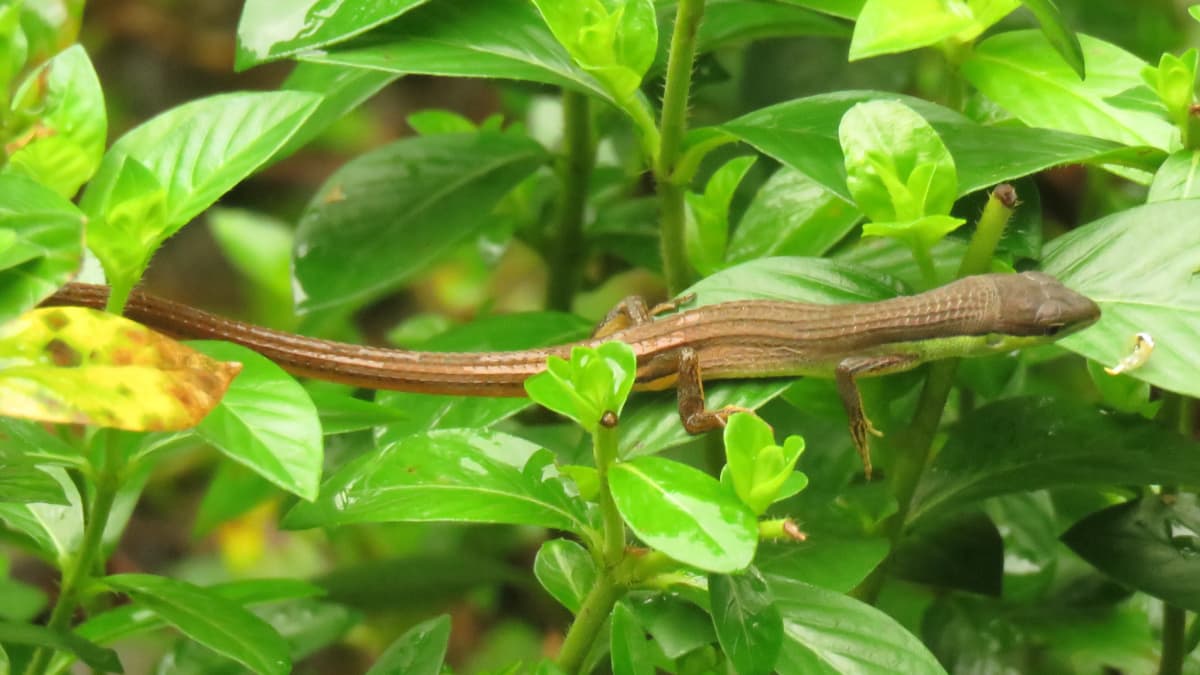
left=1161, top=604, right=1186, bottom=675
left=655, top=0, right=706, bottom=296
left=555, top=422, right=626, bottom=673
left=853, top=185, right=1016, bottom=604
left=546, top=90, right=593, bottom=312
left=25, top=433, right=123, bottom=675
left=555, top=573, right=621, bottom=674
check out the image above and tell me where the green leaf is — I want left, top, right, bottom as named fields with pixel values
left=723, top=91, right=1158, bottom=204
left=533, top=0, right=657, bottom=101
left=1062, top=494, right=1200, bottom=613
left=0, top=307, right=240, bottom=431
left=726, top=167, right=861, bottom=263
left=0, top=463, right=67, bottom=505
left=81, top=90, right=321, bottom=232
left=366, top=614, right=451, bottom=675
left=685, top=155, right=756, bottom=276
left=236, top=0, right=431, bottom=69
left=757, top=537, right=890, bottom=593
left=961, top=31, right=1175, bottom=150
left=3, top=44, right=105, bottom=197
left=849, top=0, right=1018, bottom=60
left=891, top=511, right=1003, bottom=596
left=524, top=342, right=637, bottom=432
left=283, top=429, right=590, bottom=534
left=407, top=109, right=479, bottom=135
left=190, top=341, right=322, bottom=501
left=0, top=174, right=83, bottom=324
left=375, top=312, right=589, bottom=445
left=104, top=573, right=290, bottom=675
left=192, top=462, right=275, bottom=537
left=85, top=156, right=166, bottom=291
left=308, top=389, right=407, bottom=435
left=1042, top=200, right=1200, bottom=399
left=772, top=577, right=946, bottom=674
left=1020, top=0, right=1085, bottom=79
left=691, top=0, right=850, bottom=52
left=0, top=621, right=121, bottom=673
left=1148, top=149, right=1200, bottom=201
left=610, top=602, right=655, bottom=675
left=0, top=3, right=26, bottom=97
left=533, top=539, right=597, bottom=613
left=909, top=397, right=1200, bottom=525
left=274, top=62, right=400, bottom=162
left=296, top=0, right=612, bottom=103
left=293, top=131, right=547, bottom=311
left=1142, top=49, right=1197, bottom=129
left=860, top=215, right=967, bottom=255
left=624, top=593, right=717, bottom=659
left=723, top=413, right=805, bottom=514
left=709, top=567, right=783, bottom=675
left=840, top=100, right=958, bottom=222
left=0, top=466, right=80, bottom=565
left=618, top=257, right=904, bottom=458
left=610, top=456, right=757, bottom=573
left=317, top=554, right=522, bottom=611
left=207, top=208, right=293, bottom=301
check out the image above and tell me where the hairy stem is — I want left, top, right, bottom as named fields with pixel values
left=546, top=90, right=593, bottom=312
left=656, top=0, right=706, bottom=296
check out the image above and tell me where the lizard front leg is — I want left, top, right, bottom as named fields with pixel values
left=593, top=293, right=696, bottom=338
left=835, top=354, right=920, bottom=479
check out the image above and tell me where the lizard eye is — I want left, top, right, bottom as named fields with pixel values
left=1044, top=322, right=1066, bottom=336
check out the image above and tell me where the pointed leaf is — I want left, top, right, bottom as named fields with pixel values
left=0, top=175, right=84, bottom=324
left=709, top=568, right=783, bottom=675
left=365, top=614, right=451, bottom=675
left=104, top=573, right=290, bottom=675
left=0, top=466, right=81, bottom=565
left=0, top=464, right=67, bottom=505
left=1062, top=494, right=1200, bottom=613
left=190, top=341, right=322, bottom=501
left=610, top=602, right=655, bottom=675
left=283, top=429, right=590, bottom=534
left=0, top=621, right=121, bottom=673
left=1020, top=0, right=1085, bottom=79
left=726, top=167, right=861, bottom=263
left=0, top=307, right=239, bottom=431
left=609, top=456, right=757, bottom=573
left=293, top=131, right=548, bottom=311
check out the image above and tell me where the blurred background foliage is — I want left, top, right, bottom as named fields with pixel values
left=9, top=0, right=1197, bottom=671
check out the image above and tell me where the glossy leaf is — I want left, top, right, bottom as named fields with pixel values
left=283, top=429, right=590, bottom=534
left=1062, top=494, right=1200, bottom=613
left=685, top=155, right=756, bottom=275
left=0, top=175, right=83, bottom=324
left=533, top=539, right=596, bottom=613
left=1042, top=200, right=1200, bottom=399
left=772, top=578, right=946, bottom=674
left=308, top=389, right=407, bottom=435
left=81, top=90, right=321, bottom=238
left=619, top=257, right=904, bottom=458
left=891, top=511, right=1004, bottom=596
left=0, top=464, right=67, bottom=505
left=709, top=568, right=783, bottom=675
left=839, top=99, right=959, bottom=226
left=610, top=602, right=655, bottom=675
left=365, top=614, right=450, bottom=675
left=317, top=554, right=523, bottom=610
left=690, top=0, right=850, bottom=53
left=0, top=307, right=239, bottom=431
left=849, top=0, right=1018, bottom=60
left=524, top=342, right=637, bottom=432
left=375, top=312, right=589, bottom=446
left=723, top=413, right=805, bottom=515
left=1020, top=0, right=1085, bottom=79
left=297, top=0, right=612, bottom=103
left=207, top=208, right=293, bottom=301
left=274, top=62, right=400, bottom=162
left=83, top=156, right=166, bottom=292
left=3, top=44, right=105, bottom=197
left=293, top=131, right=547, bottom=311
left=624, top=593, right=717, bottom=659
left=1147, top=149, right=1200, bottom=202
left=757, top=536, right=890, bottom=593
left=0, top=466, right=81, bottom=565
left=722, top=90, right=1157, bottom=204
left=910, top=397, right=1200, bottom=525
left=610, top=456, right=757, bottom=573
left=191, top=341, right=322, bottom=501
left=236, top=0, right=430, bottom=69
left=192, top=462, right=275, bottom=537
left=533, top=0, right=657, bottom=101
left=0, top=621, right=121, bottom=673
left=961, top=31, right=1175, bottom=150
left=104, top=573, right=290, bottom=675
left=726, top=167, right=861, bottom=263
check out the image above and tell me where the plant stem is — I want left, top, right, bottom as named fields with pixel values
left=546, top=90, right=593, bottom=312
left=853, top=185, right=1016, bottom=604
left=556, top=422, right=626, bottom=673
left=556, top=573, right=621, bottom=674
left=656, top=0, right=706, bottom=296
left=1161, top=603, right=1186, bottom=675
left=25, top=433, right=123, bottom=675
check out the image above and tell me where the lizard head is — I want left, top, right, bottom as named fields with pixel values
left=990, top=271, right=1100, bottom=339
